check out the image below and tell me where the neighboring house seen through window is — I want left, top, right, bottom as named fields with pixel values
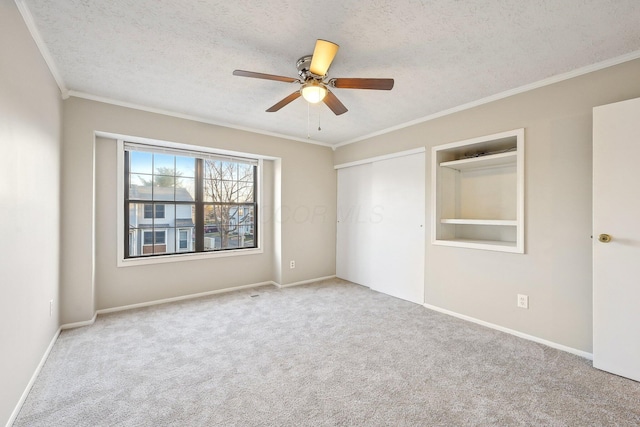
left=144, top=204, right=165, bottom=219
left=124, top=142, right=258, bottom=259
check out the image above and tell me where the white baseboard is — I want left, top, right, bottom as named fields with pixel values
left=423, top=303, right=593, bottom=360
left=274, top=275, right=337, bottom=288
left=60, top=312, right=98, bottom=330
left=6, top=328, right=61, bottom=427
left=95, top=281, right=275, bottom=316
left=59, top=277, right=338, bottom=329
left=57, top=281, right=277, bottom=332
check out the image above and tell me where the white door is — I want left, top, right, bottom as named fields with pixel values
left=336, top=163, right=373, bottom=286
left=369, top=153, right=425, bottom=304
left=593, top=97, right=640, bottom=382
left=336, top=152, right=425, bottom=304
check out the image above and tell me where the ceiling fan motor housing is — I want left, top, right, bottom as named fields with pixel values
left=297, top=55, right=321, bottom=80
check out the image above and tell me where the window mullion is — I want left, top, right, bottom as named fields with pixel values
left=253, top=164, right=258, bottom=250
left=195, top=158, right=204, bottom=252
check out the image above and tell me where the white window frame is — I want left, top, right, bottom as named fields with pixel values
left=115, top=136, right=265, bottom=267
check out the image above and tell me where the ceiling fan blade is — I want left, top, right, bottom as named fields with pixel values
left=331, top=78, right=394, bottom=90
left=323, top=90, right=348, bottom=116
left=266, top=91, right=301, bottom=112
left=309, top=39, right=339, bottom=76
left=233, top=70, right=298, bottom=83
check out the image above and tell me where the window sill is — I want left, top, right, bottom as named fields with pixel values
left=118, top=247, right=263, bottom=267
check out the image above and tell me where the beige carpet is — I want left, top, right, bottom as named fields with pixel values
left=14, top=279, right=640, bottom=426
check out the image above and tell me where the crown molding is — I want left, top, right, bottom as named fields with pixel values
left=334, top=50, right=640, bottom=149
left=67, top=90, right=334, bottom=148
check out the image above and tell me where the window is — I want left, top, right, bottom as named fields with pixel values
left=124, top=141, right=258, bottom=259
left=144, top=204, right=165, bottom=219
left=140, top=229, right=167, bottom=255
left=143, top=230, right=166, bottom=245
left=178, top=229, right=188, bottom=250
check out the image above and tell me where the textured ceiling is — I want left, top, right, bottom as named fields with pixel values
left=19, top=0, right=640, bottom=146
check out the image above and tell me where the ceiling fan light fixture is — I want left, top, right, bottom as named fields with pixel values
left=301, top=81, right=327, bottom=104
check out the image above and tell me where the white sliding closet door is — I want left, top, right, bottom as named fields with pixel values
left=336, top=151, right=425, bottom=304
left=336, top=163, right=373, bottom=286
left=369, top=153, right=425, bottom=304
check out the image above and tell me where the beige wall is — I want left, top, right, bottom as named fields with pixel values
left=0, top=2, right=63, bottom=425
left=62, top=98, right=336, bottom=321
left=334, top=58, right=640, bottom=353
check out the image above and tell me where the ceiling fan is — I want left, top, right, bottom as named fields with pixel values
left=233, top=39, right=394, bottom=116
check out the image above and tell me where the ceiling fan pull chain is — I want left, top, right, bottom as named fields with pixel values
left=318, top=107, right=321, bottom=132
left=307, top=102, right=311, bottom=139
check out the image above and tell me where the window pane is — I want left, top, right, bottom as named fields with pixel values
left=154, top=153, right=175, bottom=175
left=141, top=229, right=167, bottom=254
left=129, top=203, right=145, bottom=227
left=203, top=179, right=219, bottom=203
left=204, top=205, right=223, bottom=250
left=175, top=204, right=195, bottom=228
left=130, top=151, right=153, bottom=174
left=221, top=161, right=236, bottom=180
left=179, top=230, right=188, bottom=248
left=155, top=230, right=166, bottom=244
left=239, top=205, right=254, bottom=226
left=175, top=205, right=195, bottom=252
left=229, top=180, right=241, bottom=203
left=130, top=175, right=153, bottom=200
left=176, top=156, right=196, bottom=178
left=227, top=233, right=240, bottom=248
left=209, top=180, right=229, bottom=203
left=203, top=160, right=218, bottom=182
left=144, top=204, right=153, bottom=218
left=177, top=228, right=193, bottom=252
left=176, top=178, right=195, bottom=201
left=130, top=173, right=152, bottom=186
left=153, top=176, right=175, bottom=201
left=237, top=179, right=254, bottom=203
left=239, top=206, right=255, bottom=248
left=237, top=163, right=253, bottom=181
left=155, top=204, right=165, bottom=218
left=128, top=230, right=141, bottom=256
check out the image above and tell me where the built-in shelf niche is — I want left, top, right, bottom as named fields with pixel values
left=432, top=128, right=524, bottom=253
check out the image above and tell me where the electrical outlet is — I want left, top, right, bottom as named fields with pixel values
left=289, top=260, right=295, bottom=269
left=49, top=300, right=53, bottom=317
left=517, top=294, right=529, bottom=309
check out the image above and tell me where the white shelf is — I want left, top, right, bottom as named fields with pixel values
left=440, top=151, right=516, bottom=171
left=440, top=219, right=517, bottom=226
left=434, top=238, right=520, bottom=253
left=436, top=238, right=517, bottom=247
left=431, top=128, right=524, bottom=253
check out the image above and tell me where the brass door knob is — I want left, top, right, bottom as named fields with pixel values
left=598, top=234, right=612, bottom=243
